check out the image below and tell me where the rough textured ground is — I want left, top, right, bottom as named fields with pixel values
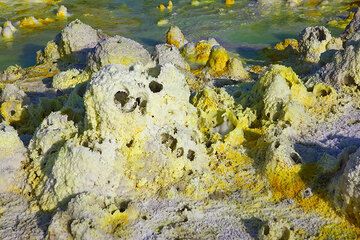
left=1, top=2, right=360, bottom=240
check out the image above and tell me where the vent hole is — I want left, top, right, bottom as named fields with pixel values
left=149, top=81, right=163, bottom=93
left=114, top=91, right=129, bottom=107
left=187, top=150, right=195, bottom=161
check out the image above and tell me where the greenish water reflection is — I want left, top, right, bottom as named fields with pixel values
left=0, top=0, right=351, bottom=70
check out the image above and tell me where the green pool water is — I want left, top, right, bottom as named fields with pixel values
left=0, top=0, right=352, bottom=71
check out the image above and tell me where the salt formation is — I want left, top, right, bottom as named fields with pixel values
left=166, top=26, right=249, bottom=81
left=88, top=36, right=153, bottom=72
left=37, top=19, right=106, bottom=64
left=52, top=69, right=90, bottom=90
left=166, top=26, right=187, bottom=49
left=1, top=16, right=360, bottom=239
left=56, top=5, right=70, bottom=18
left=298, top=26, right=341, bottom=63
left=1, top=21, right=16, bottom=39
left=0, top=123, right=26, bottom=192
left=332, top=147, right=360, bottom=226
left=25, top=63, right=210, bottom=211
left=0, top=194, right=44, bottom=239
left=154, top=44, right=190, bottom=70
left=310, top=12, right=360, bottom=89
left=311, top=42, right=360, bottom=88
left=241, top=65, right=337, bottom=127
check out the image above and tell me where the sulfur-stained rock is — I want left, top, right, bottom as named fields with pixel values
left=227, top=57, right=250, bottom=80
left=0, top=123, right=27, bottom=193
left=166, top=26, right=188, bottom=49
left=37, top=136, right=120, bottom=211
left=1, top=14, right=359, bottom=239
left=26, top=63, right=210, bottom=211
left=0, top=99, right=26, bottom=125
left=311, top=42, right=360, bottom=88
left=56, top=19, right=106, bottom=63
left=265, top=126, right=301, bottom=169
left=341, top=8, right=360, bottom=44
left=3, top=21, right=16, bottom=32
left=88, top=35, right=153, bottom=72
left=259, top=218, right=294, bottom=240
left=154, top=44, right=190, bottom=70
left=1, top=21, right=17, bottom=39
left=332, top=147, right=360, bottom=225
left=2, top=26, right=14, bottom=39
left=183, top=39, right=220, bottom=67
left=19, top=16, right=42, bottom=28
left=1, top=84, right=28, bottom=104
left=83, top=64, right=210, bottom=195
left=47, top=193, right=138, bottom=239
left=207, top=46, right=230, bottom=75
left=52, top=68, right=90, bottom=90
left=298, top=26, right=333, bottom=63
left=241, top=65, right=337, bottom=128
left=244, top=65, right=311, bottom=127
left=26, top=112, right=78, bottom=208
left=36, top=40, right=61, bottom=64
left=0, top=84, right=29, bottom=125
left=56, top=5, right=70, bottom=18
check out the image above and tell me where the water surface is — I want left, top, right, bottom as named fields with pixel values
left=0, top=0, right=352, bottom=70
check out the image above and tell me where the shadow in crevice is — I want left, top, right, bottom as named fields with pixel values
left=243, top=217, right=266, bottom=239
left=296, top=136, right=360, bottom=224
left=295, top=135, right=360, bottom=164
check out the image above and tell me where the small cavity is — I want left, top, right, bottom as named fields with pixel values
left=147, top=66, right=161, bottom=78
left=263, top=224, right=270, bottom=236
left=161, top=133, right=177, bottom=151
left=187, top=150, right=195, bottom=161
left=176, top=147, right=184, bottom=158
left=119, top=200, right=131, bottom=212
left=149, top=81, right=163, bottom=93
left=343, top=74, right=356, bottom=86
left=114, top=91, right=129, bottom=107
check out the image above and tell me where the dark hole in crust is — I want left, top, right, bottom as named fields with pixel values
left=176, top=147, right=184, bottom=158
left=161, top=133, right=177, bottom=151
left=187, top=150, right=195, bottom=161
left=114, top=91, right=129, bottom=107
left=318, top=89, right=330, bottom=97
left=119, top=200, right=131, bottom=212
left=126, top=139, right=134, bottom=148
left=343, top=75, right=356, bottom=86
left=263, top=224, right=270, bottom=236
left=149, top=81, right=163, bottom=93
left=10, top=110, right=16, bottom=116
left=317, top=28, right=327, bottom=41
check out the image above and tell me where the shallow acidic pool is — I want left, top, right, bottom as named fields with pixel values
left=0, top=0, right=352, bottom=70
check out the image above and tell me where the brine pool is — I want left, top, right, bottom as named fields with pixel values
left=0, top=0, right=354, bottom=70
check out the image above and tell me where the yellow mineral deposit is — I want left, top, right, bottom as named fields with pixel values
left=56, top=5, right=70, bottom=18
left=0, top=1, right=360, bottom=239
left=225, top=0, right=235, bottom=5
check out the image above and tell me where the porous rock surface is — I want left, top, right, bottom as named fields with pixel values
left=1, top=18, right=360, bottom=239
left=88, top=35, right=153, bottom=72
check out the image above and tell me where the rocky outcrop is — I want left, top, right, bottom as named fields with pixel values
left=88, top=35, right=153, bottom=72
